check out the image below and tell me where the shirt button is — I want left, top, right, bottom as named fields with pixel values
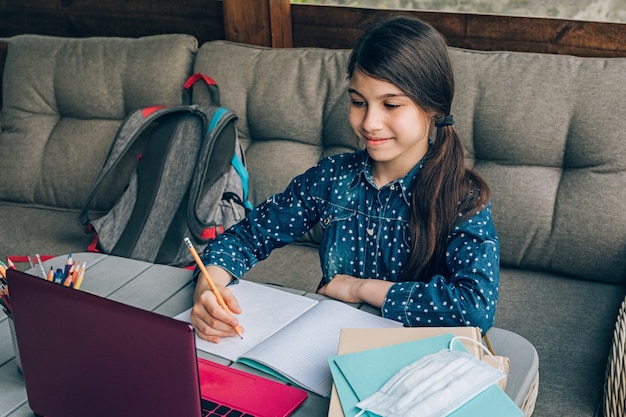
left=322, top=217, right=330, bottom=226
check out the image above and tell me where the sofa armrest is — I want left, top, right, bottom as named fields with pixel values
left=603, top=296, right=626, bottom=417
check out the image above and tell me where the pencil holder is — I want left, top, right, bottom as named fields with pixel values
left=7, top=315, right=22, bottom=375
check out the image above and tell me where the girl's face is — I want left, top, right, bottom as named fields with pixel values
left=348, top=70, right=432, bottom=182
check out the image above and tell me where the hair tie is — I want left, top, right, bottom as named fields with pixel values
left=435, top=114, right=454, bottom=128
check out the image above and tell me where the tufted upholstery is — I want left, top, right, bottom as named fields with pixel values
left=449, top=49, right=626, bottom=285
left=0, top=34, right=198, bottom=211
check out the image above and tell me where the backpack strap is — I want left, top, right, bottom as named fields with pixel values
left=153, top=105, right=239, bottom=263
left=185, top=106, right=239, bottom=242
left=183, top=73, right=220, bottom=106
left=231, top=150, right=253, bottom=211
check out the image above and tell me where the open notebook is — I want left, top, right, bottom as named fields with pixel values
left=8, top=270, right=307, bottom=417
left=175, top=280, right=403, bottom=397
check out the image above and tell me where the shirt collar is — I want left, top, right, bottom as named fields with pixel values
left=348, top=150, right=424, bottom=206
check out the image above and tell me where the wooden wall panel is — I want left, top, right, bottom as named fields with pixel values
left=0, top=0, right=225, bottom=44
left=1, top=1, right=623, bottom=56
left=269, top=0, right=293, bottom=48
left=223, top=0, right=292, bottom=47
left=0, top=0, right=224, bottom=110
left=223, top=0, right=271, bottom=46
left=290, top=4, right=626, bottom=58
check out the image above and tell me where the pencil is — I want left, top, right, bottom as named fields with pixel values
left=63, top=273, right=73, bottom=287
left=64, top=262, right=75, bottom=286
left=46, top=267, right=54, bottom=282
left=71, top=261, right=81, bottom=285
left=0, top=296, right=11, bottom=315
left=6, top=258, right=16, bottom=270
left=35, top=254, right=47, bottom=279
left=0, top=287, right=11, bottom=314
left=63, top=253, right=73, bottom=278
left=73, top=263, right=86, bottom=290
left=183, top=237, right=244, bottom=339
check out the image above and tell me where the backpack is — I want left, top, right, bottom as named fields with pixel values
left=78, top=74, right=252, bottom=267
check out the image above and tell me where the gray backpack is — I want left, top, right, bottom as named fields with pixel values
left=78, top=75, right=251, bottom=266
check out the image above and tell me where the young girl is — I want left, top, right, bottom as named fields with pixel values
left=191, top=15, right=499, bottom=343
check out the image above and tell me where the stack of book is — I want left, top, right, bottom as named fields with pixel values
left=328, top=327, right=523, bottom=417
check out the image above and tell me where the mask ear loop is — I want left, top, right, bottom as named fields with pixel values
left=449, top=336, right=505, bottom=372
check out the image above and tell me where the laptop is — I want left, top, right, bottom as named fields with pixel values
left=7, top=269, right=308, bottom=417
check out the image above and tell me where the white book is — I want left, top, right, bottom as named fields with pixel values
left=175, top=279, right=402, bottom=397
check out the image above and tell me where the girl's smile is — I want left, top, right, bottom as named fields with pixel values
left=364, top=136, right=392, bottom=146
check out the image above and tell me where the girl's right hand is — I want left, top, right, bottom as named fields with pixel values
left=190, top=266, right=243, bottom=343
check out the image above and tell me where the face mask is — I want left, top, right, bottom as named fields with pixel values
left=354, top=336, right=505, bottom=417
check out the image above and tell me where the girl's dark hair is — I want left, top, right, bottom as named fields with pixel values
left=348, top=15, right=490, bottom=280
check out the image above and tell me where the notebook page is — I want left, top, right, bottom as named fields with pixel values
left=238, top=299, right=403, bottom=397
left=174, top=280, right=318, bottom=361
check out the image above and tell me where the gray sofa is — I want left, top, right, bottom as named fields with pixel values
left=1, top=34, right=625, bottom=417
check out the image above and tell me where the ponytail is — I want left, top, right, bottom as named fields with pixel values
left=404, top=124, right=489, bottom=280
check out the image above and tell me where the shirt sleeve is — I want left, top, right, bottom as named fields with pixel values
left=381, top=203, right=500, bottom=333
left=199, top=162, right=324, bottom=280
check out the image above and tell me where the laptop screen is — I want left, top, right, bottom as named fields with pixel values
left=8, top=269, right=206, bottom=417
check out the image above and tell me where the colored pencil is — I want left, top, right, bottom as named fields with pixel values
left=73, top=263, right=86, bottom=290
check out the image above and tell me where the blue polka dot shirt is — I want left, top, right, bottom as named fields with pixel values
left=202, top=150, right=500, bottom=332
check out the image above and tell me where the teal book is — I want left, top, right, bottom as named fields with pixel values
left=328, top=333, right=523, bottom=417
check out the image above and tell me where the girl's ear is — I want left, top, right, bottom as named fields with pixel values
left=424, top=111, right=438, bottom=144
left=424, top=110, right=437, bottom=128
left=424, top=109, right=438, bottom=124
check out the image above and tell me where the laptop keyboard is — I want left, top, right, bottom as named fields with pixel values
left=201, top=399, right=255, bottom=417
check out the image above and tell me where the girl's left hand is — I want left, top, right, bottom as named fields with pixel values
left=317, top=274, right=394, bottom=307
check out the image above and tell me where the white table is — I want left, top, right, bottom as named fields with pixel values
left=0, top=253, right=538, bottom=417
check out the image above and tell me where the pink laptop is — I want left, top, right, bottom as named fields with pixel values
left=7, top=269, right=308, bottom=417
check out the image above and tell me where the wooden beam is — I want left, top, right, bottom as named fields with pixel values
left=290, top=4, right=626, bottom=58
left=222, top=0, right=292, bottom=47
left=223, top=0, right=271, bottom=47
left=269, top=0, right=293, bottom=48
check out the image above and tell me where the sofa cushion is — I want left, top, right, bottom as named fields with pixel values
left=0, top=34, right=198, bottom=211
left=494, top=268, right=626, bottom=417
left=0, top=203, right=91, bottom=258
left=449, top=48, right=626, bottom=285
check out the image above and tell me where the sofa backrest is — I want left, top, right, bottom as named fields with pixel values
left=449, top=48, right=626, bottom=286
left=0, top=34, right=198, bottom=211
left=194, top=41, right=626, bottom=285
